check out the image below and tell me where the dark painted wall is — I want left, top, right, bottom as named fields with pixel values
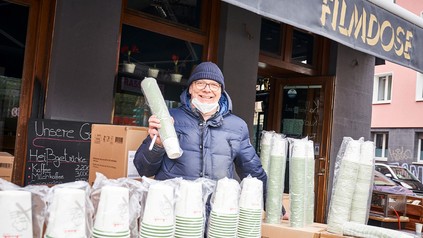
left=326, top=44, right=375, bottom=217
left=45, top=0, right=122, bottom=123
left=218, top=3, right=261, bottom=137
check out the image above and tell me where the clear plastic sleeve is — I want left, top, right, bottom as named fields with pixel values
left=140, top=77, right=182, bottom=159
left=0, top=178, right=49, bottom=238
left=327, top=137, right=375, bottom=234
left=265, top=133, right=287, bottom=224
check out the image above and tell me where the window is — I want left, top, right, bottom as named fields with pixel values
left=418, top=133, right=423, bottom=162
left=373, top=133, right=389, bottom=160
left=417, top=72, right=423, bottom=101
left=114, top=1, right=218, bottom=127
left=373, top=74, right=392, bottom=103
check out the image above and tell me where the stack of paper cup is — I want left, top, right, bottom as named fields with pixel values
left=208, top=178, right=240, bottom=238
left=93, top=186, right=130, bottom=238
left=265, top=135, right=287, bottom=224
left=0, top=190, right=33, bottom=238
left=327, top=140, right=361, bottom=233
left=237, top=177, right=263, bottom=238
left=259, top=130, right=274, bottom=174
left=140, top=182, right=175, bottom=238
left=44, top=188, right=86, bottom=238
left=350, top=141, right=375, bottom=224
left=141, top=77, right=182, bottom=159
left=289, top=139, right=315, bottom=228
left=174, top=180, right=204, bottom=238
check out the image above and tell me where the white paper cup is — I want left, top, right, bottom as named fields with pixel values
left=94, top=186, right=129, bottom=233
left=0, top=190, right=33, bottom=237
left=45, top=188, right=86, bottom=237
left=142, top=182, right=175, bottom=226
left=239, top=177, right=263, bottom=210
left=175, top=180, right=203, bottom=218
left=212, top=178, right=240, bottom=214
left=416, top=223, right=423, bottom=234
left=163, top=137, right=183, bottom=159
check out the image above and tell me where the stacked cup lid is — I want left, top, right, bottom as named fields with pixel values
left=44, top=188, right=86, bottom=238
left=174, top=180, right=204, bottom=238
left=207, top=178, right=240, bottom=238
left=139, top=182, right=175, bottom=238
left=93, top=186, right=130, bottom=238
left=0, top=190, right=33, bottom=238
left=237, top=177, right=263, bottom=238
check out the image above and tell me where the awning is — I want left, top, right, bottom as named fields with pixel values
left=222, top=0, right=423, bottom=73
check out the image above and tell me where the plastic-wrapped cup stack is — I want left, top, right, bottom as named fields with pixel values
left=304, top=140, right=315, bottom=225
left=93, top=186, right=130, bottom=238
left=0, top=190, right=33, bottom=238
left=260, top=130, right=274, bottom=174
left=350, top=141, right=375, bottom=224
left=327, top=139, right=361, bottom=233
left=208, top=178, right=240, bottom=238
left=265, top=134, right=287, bottom=224
left=140, top=182, right=175, bottom=238
left=289, top=139, right=314, bottom=228
left=174, top=180, right=204, bottom=238
left=343, top=222, right=413, bottom=238
left=141, top=77, right=182, bottom=159
left=44, top=188, right=86, bottom=238
left=238, top=177, right=263, bottom=238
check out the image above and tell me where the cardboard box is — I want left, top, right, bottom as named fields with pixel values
left=88, top=124, right=148, bottom=184
left=261, top=221, right=327, bottom=238
left=0, top=152, right=14, bottom=181
left=320, top=230, right=355, bottom=238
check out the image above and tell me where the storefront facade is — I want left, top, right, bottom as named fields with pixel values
left=2, top=0, right=422, bottom=223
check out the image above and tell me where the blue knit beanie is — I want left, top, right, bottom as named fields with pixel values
left=187, top=62, right=225, bottom=90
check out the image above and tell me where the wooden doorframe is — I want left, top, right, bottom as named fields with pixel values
left=8, top=0, right=56, bottom=185
left=267, top=76, right=334, bottom=223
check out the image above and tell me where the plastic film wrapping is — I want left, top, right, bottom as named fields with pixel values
left=140, top=77, right=182, bottom=159
left=343, top=222, right=413, bottom=238
left=289, top=138, right=315, bottom=228
left=350, top=141, right=375, bottom=224
left=265, top=134, right=287, bottom=224
left=44, top=181, right=94, bottom=238
left=0, top=178, right=49, bottom=238
left=260, top=130, right=275, bottom=174
left=327, top=138, right=361, bottom=233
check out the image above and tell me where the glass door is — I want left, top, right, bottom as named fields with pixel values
left=0, top=2, right=29, bottom=154
left=268, top=76, right=334, bottom=223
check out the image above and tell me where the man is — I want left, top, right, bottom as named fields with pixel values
left=134, top=61, right=267, bottom=188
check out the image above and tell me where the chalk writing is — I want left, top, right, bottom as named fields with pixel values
left=24, top=119, right=92, bottom=185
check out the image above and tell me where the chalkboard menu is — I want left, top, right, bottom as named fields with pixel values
left=24, top=119, right=92, bottom=185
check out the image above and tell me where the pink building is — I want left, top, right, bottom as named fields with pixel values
left=372, top=0, right=423, bottom=175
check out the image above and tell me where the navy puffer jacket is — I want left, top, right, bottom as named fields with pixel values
left=133, top=89, right=267, bottom=188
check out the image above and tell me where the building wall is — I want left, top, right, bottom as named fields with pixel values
left=44, top=0, right=122, bottom=123
left=218, top=3, right=261, bottom=136
left=371, top=0, right=423, bottom=166
left=328, top=44, right=375, bottom=201
left=373, top=61, right=423, bottom=128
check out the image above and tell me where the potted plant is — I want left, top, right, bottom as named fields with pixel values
left=148, top=64, right=160, bottom=78
left=170, top=54, right=182, bottom=82
left=120, top=44, right=139, bottom=73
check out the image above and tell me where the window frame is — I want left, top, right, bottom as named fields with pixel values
left=418, top=133, right=423, bottom=162
left=122, top=0, right=219, bottom=62
left=373, top=132, right=389, bottom=161
left=373, top=73, right=393, bottom=104
left=416, top=72, right=423, bottom=101
left=258, top=21, right=328, bottom=77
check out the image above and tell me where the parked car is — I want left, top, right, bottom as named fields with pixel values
left=373, top=170, right=415, bottom=195
left=375, top=163, right=423, bottom=195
